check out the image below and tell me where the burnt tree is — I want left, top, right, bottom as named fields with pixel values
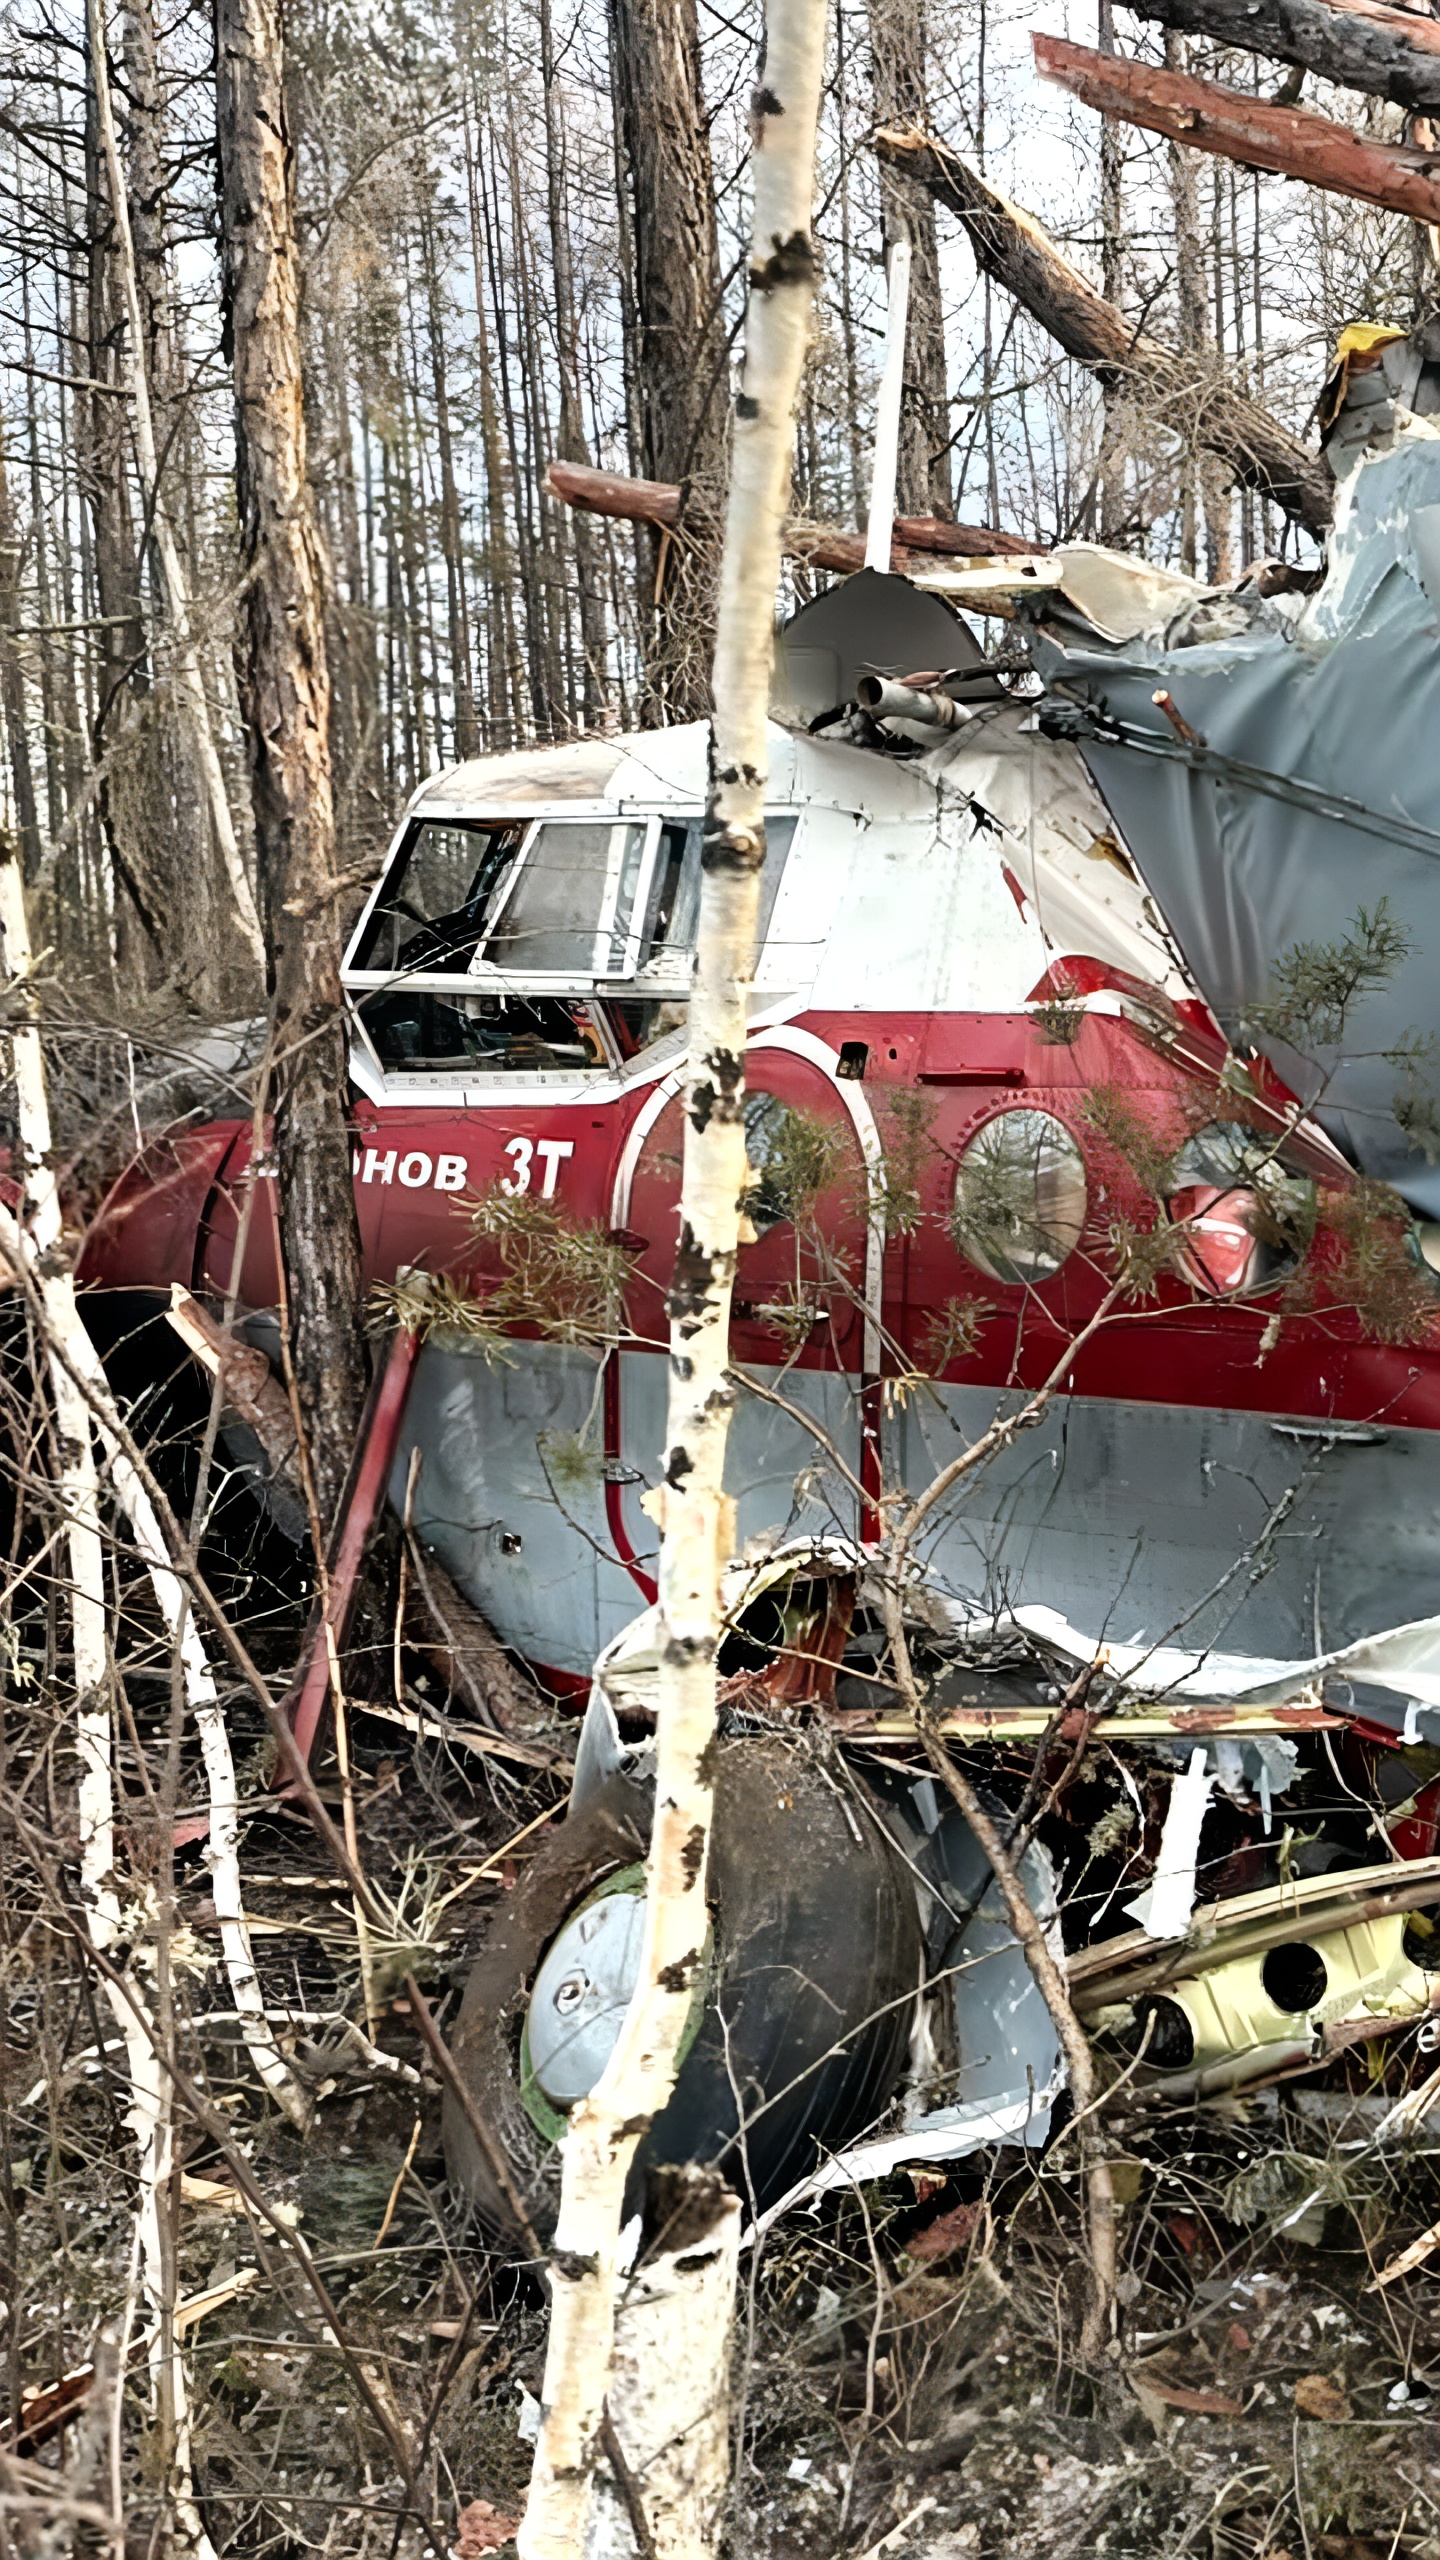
left=608, top=0, right=728, bottom=720
left=869, top=0, right=951, bottom=517
left=215, top=0, right=367, bottom=1526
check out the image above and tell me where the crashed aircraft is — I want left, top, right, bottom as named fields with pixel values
left=79, top=317, right=1440, bottom=2228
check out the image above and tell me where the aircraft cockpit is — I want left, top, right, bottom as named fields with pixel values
left=343, top=804, right=796, bottom=1084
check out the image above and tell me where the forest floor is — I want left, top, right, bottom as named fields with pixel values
left=10, top=1656, right=1440, bottom=2560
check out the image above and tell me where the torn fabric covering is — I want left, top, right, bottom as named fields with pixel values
left=1028, top=419, right=1440, bottom=1215
left=1046, top=542, right=1215, bottom=643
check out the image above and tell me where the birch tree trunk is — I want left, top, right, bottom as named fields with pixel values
left=215, top=0, right=368, bottom=1526
left=0, top=833, right=224, bottom=2556
left=0, top=830, right=310, bottom=2143
left=518, top=7, right=827, bottom=2550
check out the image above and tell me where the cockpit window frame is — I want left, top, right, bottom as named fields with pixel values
left=342, top=803, right=800, bottom=1092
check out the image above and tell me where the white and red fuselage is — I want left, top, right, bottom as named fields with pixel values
left=81, top=712, right=1440, bottom=1699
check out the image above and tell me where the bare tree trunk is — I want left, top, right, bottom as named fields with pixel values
left=0, top=425, right=39, bottom=881
left=538, top=0, right=610, bottom=727
left=608, top=0, right=728, bottom=720
left=419, top=196, right=480, bottom=761
left=518, top=0, right=828, bottom=2545
left=120, top=0, right=225, bottom=994
left=463, top=91, right=526, bottom=747
left=869, top=0, right=951, bottom=516
left=83, top=34, right=160, bottom=990
left=88, top=0, right=264, bottom=979
left=319, top=308, right=385, bottom=857
left=214, top=0, right=367, bottom=1526
left=1164, top=30, right=1233, bottom=580
left=19, top=266, right=62, bottom=857
left=1096, top=0, right=1128, bottom=541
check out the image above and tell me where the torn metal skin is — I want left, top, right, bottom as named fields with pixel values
left=439, top=1537, right=1440, bottom=2244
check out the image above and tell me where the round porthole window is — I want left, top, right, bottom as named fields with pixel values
left=1167, top=1122, right=1316, bottom=1298
left=951, top=1109, right=1088, bottom=1285
left=742, top=1092, right=792, bottom=1237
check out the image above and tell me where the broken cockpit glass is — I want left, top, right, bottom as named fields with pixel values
left=346, top=810, right=798, bottom=1077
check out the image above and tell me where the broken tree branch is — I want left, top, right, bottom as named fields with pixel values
left=1035, top=31, right=1440, bottom=228
left=1115, top=0, right=1440, bottom=118
left=874, top=121, right=1334, bottom=533
left=545, top=456, right=1042, bottom=573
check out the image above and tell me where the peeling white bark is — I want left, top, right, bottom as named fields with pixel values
left=519, top=4, right=827, bottom=2550
left=587, top=2190, right=743, bottom=2558
left=0, top=845, right=112, bottom=1941
left=0, top=845, right=213, bottom=2552
left=0, top=839, right=287, bottom=2556
left=0, top=845, right=304, bottom=2126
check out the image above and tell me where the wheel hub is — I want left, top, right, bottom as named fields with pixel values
left=526, top=1877, right=647, bottom=2110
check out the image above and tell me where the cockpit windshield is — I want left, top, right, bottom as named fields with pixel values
left=350, top=820, right=525, bottom=975
left=346, top=809, right=797, bottom=1078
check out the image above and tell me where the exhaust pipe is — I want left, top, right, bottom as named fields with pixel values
left=854, top=674, right=968, bottom=731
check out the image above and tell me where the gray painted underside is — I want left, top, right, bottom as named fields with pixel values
left=391, top=1337, right=1440, bottom=1683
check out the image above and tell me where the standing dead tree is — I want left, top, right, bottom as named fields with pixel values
left=517, top=0, right=829, bottom=2548
left=876, top=122, right=1336, bottom=537
left=215, top=0, right=368, bottom=1526
left=86, top=0, right=265, bottom=981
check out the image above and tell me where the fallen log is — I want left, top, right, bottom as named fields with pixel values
left=875, top=122, right=1334, bottom=533
left=544, top=457, right=1043, bottom=572
left=1115, top=0, right=1440, bottom=118
left=1035, top=31, right=1440, bottom=227
left=547, top=459, right=682, bottom=528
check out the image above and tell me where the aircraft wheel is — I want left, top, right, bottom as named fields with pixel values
left=442, top=1736, right=923, bottom=2250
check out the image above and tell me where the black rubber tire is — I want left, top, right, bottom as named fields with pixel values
left=443, top=1736, right=922, bottom=2247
